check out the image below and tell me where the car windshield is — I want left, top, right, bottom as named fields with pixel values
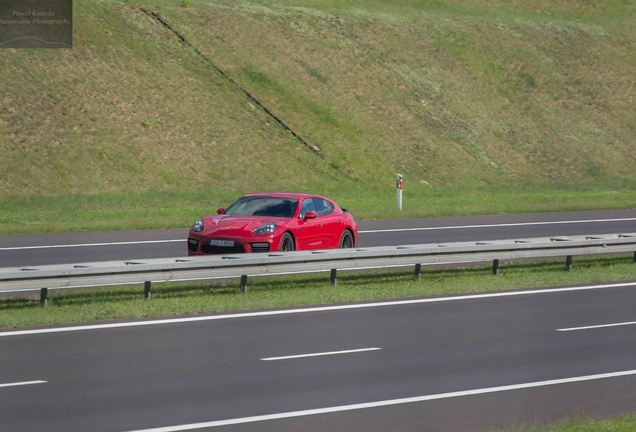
left=224, top=196, right=299, bottom=218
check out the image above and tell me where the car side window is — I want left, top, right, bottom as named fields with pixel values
left=299, top=198, right=317, bottom=219
left=314, top=198, right=334, bottom=216
left=228, top=200, right=248, bottom=214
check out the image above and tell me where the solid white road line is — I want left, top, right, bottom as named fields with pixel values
left=2, top=216, right=635, bottom=251
left=261, top=348, right=381, bottom=361
left=124, top=369, right=636, bottom=432
left=358, top=217, right=636, bottom=234
left=2, top=281, right=636, bottom=338
left=0, top=380, right=47, bottom=388
left=558, top=321, right=636, bottom=332
left=0, top=239, right=184, bottom=251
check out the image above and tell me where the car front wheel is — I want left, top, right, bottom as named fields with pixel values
left=279, top=233, right=295, bottom=251
left=339, top=230, right=354, bottom=248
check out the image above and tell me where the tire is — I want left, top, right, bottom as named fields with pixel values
left=279, top=232, right=295, bottom=252
left=339, top=230, right=354, bottom=249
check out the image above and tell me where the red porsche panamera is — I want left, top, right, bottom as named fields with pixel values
left=187, top=193, right=358, bottom=254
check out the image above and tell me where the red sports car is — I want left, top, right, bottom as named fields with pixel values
left=187, top=193, right=358, bottom=254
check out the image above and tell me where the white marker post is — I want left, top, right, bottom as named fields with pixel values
left=396, top=174, right=403, bottom=211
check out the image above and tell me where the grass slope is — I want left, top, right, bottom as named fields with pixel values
left=1, top=0, right=635, bottom=233
left=163, top=0, right=636, bottom=185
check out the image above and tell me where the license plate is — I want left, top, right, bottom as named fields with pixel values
left=209, top=239, right=235, bottom=247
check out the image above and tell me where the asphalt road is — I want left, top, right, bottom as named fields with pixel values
left=2, top=209, right=636, bottom=431
left=2, top=281, right=636, bottom=431
left=1, top=209, right=636, bottom=267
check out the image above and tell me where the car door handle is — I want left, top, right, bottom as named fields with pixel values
left=318, top=223, right=323, bottom=228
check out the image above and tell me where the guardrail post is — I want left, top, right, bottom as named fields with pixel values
left=493, top=259, right=499, bottom=276
left=415, top=263, right=421, bottom=280
left=241, top=275, right=248, bottom=293
left=566, top=256, right=573, bottom=271
left=144, top=281, right=152, bottom=299
left=330, top=269, right=337, bottom=285
left=40, top=288, right=48, bottom=307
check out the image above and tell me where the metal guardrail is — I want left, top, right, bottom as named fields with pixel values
left=1, top=233, right=636, bottom=305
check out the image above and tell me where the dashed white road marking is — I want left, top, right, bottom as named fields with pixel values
left=261, top=347, right=381, bottom=361
left=558, top=321, right=636, bottom=332
left=0, top=380, right=47, bottom=389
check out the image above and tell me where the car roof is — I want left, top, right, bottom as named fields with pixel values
left=242, top=192, right=326, bottom=200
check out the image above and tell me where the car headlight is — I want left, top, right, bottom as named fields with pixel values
left=252, top=222, right=277, bottom=235
left=192, top=219, right=204, bottom=232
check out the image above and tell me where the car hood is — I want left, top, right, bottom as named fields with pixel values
left=202, top=215, right=285, bottom=233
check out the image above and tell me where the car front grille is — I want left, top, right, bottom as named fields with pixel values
left=201, top=244, right=245, bottom=254
left=250, top=243, right=270, bottom=253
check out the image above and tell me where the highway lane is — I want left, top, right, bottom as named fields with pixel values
left=2, top=282, right=636, bottom=432
left=1, top=209, right=635, bottom=267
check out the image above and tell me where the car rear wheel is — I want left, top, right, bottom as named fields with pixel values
left=279, top=233, right=295, bottom=252
left=340, top=230, right=354, bottom=248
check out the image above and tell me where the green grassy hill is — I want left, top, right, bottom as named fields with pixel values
left=1, top=0, right=635, bottom=233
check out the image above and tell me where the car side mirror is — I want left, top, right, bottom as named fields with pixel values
left=304, top=211, right=317, bottom=220
left=217, top=208, right=225, bottom=214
